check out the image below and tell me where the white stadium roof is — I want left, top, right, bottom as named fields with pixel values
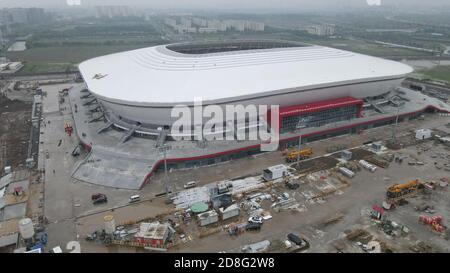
left=78, top=41, right=413, bottom=105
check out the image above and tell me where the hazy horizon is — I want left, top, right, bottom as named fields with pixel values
left=1, top=0, right=450, bottom=10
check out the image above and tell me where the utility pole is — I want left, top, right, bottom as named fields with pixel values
left=159, top=144, right=171, bottom=203
left=297, top=128, right=303, bottom=164
left=392, top=105, right=400, bottom=145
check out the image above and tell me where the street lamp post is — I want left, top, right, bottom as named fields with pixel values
left=159, top=144, right=171, bottom=202
left=392, top=104, right=400, bottom=145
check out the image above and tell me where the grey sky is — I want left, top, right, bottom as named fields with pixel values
left=0, top=0, right=449, bottom=9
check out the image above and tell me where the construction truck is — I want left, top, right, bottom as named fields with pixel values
left=386, top=180, right=421, bottom=203
left=283, top=148, right=313, bottom=162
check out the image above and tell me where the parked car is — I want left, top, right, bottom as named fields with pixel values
left=129, top=195, right=141, bottom=203
left=92, top=195, right=107, bottom=204
left=287, top=233, right=305, bottom=246
left=183, top=181, right=197, bottom=189
left=245, top=222, right=262, bottom=231
left=285, top=181, right=300, bottom=190
left=248, top=216, right=263, bottom=224
left=91, top=193, right=105, bottom=200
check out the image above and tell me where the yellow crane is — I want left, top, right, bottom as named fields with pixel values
left=386, top=179, right=420, bottom=201
left=283, top=148, right=313, bottom=162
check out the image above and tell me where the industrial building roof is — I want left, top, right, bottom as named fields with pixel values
left=78, top=41, right=413, bottom=106
left=191, top=202, right=209, bottom=213
left=135, top=222, right=170, bottom=240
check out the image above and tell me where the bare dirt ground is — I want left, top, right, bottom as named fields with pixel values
left=0, top=94, right=32, bottom=174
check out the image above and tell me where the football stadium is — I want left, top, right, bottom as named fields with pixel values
left=68, top=40, right=450, bottom=189
left=78, top=40, right=412, bottom=135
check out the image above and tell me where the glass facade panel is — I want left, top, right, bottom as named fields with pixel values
left=281, top=105, right=359, bottom=133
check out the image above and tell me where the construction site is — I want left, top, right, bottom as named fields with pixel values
left=1, top=73, right=450, bottom=253
left=1, top=77, right=47, bottom=252
left=0, top=88, right=31, bottom=172
left=77, top=118, right=450, bottom=253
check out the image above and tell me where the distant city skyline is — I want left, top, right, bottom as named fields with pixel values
left=0, top=0, right=450, bottom=9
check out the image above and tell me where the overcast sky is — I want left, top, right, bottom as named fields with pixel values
left=0, top=0, right=449, bottom=9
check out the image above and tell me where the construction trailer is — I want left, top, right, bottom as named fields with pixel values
left=371, top=142, right=383, bottom=152
left=197, top=210, right=219, bottom=227
left=134, top=222, right=173, bottom=248
left=217, top=181, right=232, bottom=194
left=341, top=150, right=352, bottom=161
left=263, top=164, right=288, bottom=181
left=219, top=204, right=240, bottom=220
left=211, top=193, right=232, bottom=209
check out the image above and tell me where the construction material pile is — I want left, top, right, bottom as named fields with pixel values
left=419, top=215, right=447, bottom=233
left=230, top=176, right=265, bottom=195
left=172, top=187, right=210, bottom=209
left=366, top=155, right=391, bottom=168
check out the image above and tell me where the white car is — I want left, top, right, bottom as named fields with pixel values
left=248, top=216, right=263, bottom=224
left=184, top=181, right=197, bottom=189
left=129, top=195, right=141, bottom=203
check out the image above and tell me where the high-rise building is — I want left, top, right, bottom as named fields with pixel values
left=307, top=24, right=336, bottom=36
left=192, top=17, right=207, bottom=27
left=0, top=27, right=4, bottom=46
left=9, top=8, right=28, bottom=24
left=0, top=8, right=49, bottom=25
left=180, top=18, right=191, bottom=28
left=26, top=8, right=47, bottom=24
left=95, top=6, right=134, bottom=19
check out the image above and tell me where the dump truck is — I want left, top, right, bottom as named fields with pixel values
left=284, top=148, right=313, bottom=162
left=386, top=180, right=421, bottom=200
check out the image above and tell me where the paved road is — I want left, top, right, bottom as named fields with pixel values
left=41, top=85, right=79, bottom=248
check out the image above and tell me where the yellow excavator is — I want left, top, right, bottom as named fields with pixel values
left=283, top=148, right=313, bottom=162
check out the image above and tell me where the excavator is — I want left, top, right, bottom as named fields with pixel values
left=386, top=179, right=421, bottom=202
left=283, top=148, right=313, bottom=162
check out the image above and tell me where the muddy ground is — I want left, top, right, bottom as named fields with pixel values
left=0, top=94, right=32, bottom=174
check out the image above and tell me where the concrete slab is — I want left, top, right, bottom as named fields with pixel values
left=72, top=146, right=155, bottom=190
left=0, top=174, right=12, bottom=190
left=2, top=203, right=26, bottom=221
left=7, top=180, right=30, bottom=194
left=0, top=233, right=18, bottom=248
left=41, top=83, right=74, bottom=114
left=0, top=218, right=19, bottom=236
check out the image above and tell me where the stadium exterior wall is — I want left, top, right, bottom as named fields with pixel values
left=93, top=77, right=403, bottom=129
